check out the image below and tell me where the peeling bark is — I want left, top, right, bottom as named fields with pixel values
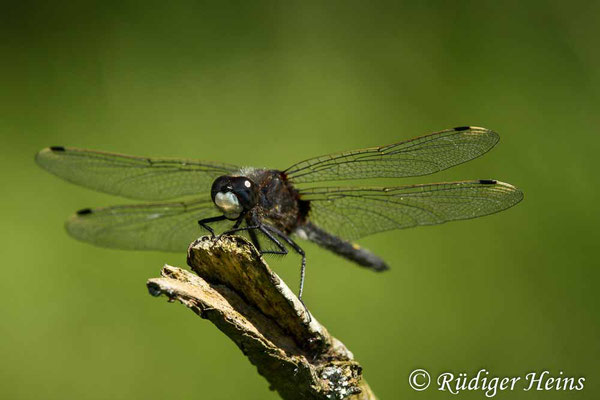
left=147, top=235, right=376, bottom=400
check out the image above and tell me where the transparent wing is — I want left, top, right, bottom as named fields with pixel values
left=299, top=180, right=523, bottom=240
left=36, top=147, right=239, bottom=200
left=66, top=199, right=233, bottom=252
left=285, top=126, right=499, bottom=183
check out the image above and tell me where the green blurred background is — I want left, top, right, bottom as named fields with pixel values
left=1, top=1, right=598, bottom=399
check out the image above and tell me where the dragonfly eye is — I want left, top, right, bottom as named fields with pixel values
left=211, top=176, right=258, bottom=217
left=231, top=177, right=258, bottom=210
left=211, top=176, right=231, bottom=201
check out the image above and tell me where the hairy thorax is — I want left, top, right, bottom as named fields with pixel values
left=244, top=168, right=304, bottom=234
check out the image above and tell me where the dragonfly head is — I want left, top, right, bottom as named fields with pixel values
left=211, top=176, right=258, bottom=219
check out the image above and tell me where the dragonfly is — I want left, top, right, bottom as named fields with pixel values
left=36, top=126, right=523, bottom=312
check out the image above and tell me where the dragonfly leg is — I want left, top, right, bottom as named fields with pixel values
left=248, top=229, right=262, bottom=252
left=198, top=215, right=227, bottom=237
left=220, top=224, right=261, bottom=236
left=223, top=222, right=288, bottom=255
left=262, top=225, right=311, bottom=323
left=256, top=225, right=288, bottom=256
left=231, top=214, right=245, bottom=229
left=220, top=223, right=287, bottom=258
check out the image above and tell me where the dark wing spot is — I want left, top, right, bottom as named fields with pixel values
left=479, top=179, right=497, bottom=184
left=76, top=208, right=93, bottom=215
left=453, top=126, right=470, bottom=131
left=50, top=146, right=65, bottom=152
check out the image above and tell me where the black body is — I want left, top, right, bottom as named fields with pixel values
left=208, top=168, right=388, bottom=271
left=296, top=222, right=388, bottom=271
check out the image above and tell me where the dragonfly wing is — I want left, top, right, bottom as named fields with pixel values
left=299, top=180, right=523, bottom=241
left=285, top=126, right=499, bottom=183
left=36, top=147, right=239, bottom=200
left=66, top=199, right=233, bottom=252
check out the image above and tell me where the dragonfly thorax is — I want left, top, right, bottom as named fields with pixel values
left=211, top=175, right=258, bottom=219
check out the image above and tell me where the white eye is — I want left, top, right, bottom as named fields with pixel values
left=244, top=180, right=251, bottom=188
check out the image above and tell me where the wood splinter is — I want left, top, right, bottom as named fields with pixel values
left=146, top=235, right=376, bottom=400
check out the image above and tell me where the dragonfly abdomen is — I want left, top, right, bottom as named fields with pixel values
left=294, top=222, right=389, bottom=272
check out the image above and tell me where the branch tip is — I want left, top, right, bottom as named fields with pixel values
left=147, top=235, right=376, bottom=400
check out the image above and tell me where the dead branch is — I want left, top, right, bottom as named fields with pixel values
left=146, top=235, right=376, bottom=400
